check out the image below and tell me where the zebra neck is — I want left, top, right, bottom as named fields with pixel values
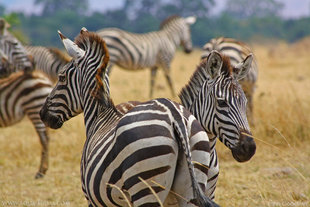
left=179, top=64, right=210, bottom=109
left=161, top=26, right=182, bottom=46
left=83, top=101, right=121, bottom=139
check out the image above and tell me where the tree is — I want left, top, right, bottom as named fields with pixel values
left=35, top=0, right=89, bottom=16
left=224, top=0, right=284, bottom=19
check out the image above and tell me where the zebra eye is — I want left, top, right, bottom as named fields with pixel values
left=59, top=75, right=66, bottom=82
left=217, top=98, right=228, bottom=107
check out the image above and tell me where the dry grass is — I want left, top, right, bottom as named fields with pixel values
left=0, top=43, right=309, bottom=207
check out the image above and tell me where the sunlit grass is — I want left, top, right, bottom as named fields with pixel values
left=0, top=43, right=309, bottom=206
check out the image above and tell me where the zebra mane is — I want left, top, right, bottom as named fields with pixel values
left=74, top=31, right=114, bottom=108
left=48, top=47, right=71, bottom=64
left=179, top=54, right=232, bottom=108
left=159, top=15, right=181, bottom=29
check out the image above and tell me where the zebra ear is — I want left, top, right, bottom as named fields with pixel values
left=185, top=16, right=196, bottom=25
left=0, top=18, right=9, bottom=35
left=58, top=30, right=85, bottom=59
left=233, top=54, right=253, bottom=80
left=206, top=50, right=223, bottom=79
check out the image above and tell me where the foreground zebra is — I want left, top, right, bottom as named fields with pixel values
left=97, top=15, right=196, bottom=97
left=0, top=18, right=34, bottom=77
left=201, top=37, right=258, bottom=125
left=25, top=45, right=71, bottom=82
left=114, top=49, right=257, bottom=201
left=40, top=29, right=219, bottom=207
left=0, top=56, right=53, bottom=178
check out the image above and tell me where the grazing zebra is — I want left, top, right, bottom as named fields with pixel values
left=40, top=29, right=219, bottom=207
left=25, top=45, right=71, bottom=82
left=0, top=18, right=34, bottom=78
left=97, top=15, right=196, bottom=97
left=0, top=57, right=53, bottom=178
left=201, top=37, right=258, bottom=125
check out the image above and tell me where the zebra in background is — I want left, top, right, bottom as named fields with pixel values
left=25, top=46, right=71, bottom=82
left=0, top=55, right=53, bottom=178
left=0, top=18, right=34, bottom=78
left=40, top=29, right=219, bottom=207
left=201, top=37, right=258, bottom=125
left=97, top=15, right=196, bottom=97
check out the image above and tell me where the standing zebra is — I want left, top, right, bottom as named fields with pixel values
left=0, top=18, right=34, bottom=78
left=0, top=56, right=53, bottom=178
left=97, top=15, right=196, bottom=97
left=40, top=29, right=219, bottom=207
left=178, top=49, right=256, bottom=199
left=25, top=46, right=71, bottom=82
left=111, top=50, right=257, bottom=201
left=201, top=37, right=258, bottom=125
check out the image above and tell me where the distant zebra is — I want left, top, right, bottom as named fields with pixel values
left=179, top=50, right=257, bottom=199
left=0, top=60, right=53, bottom=178
left=40, top=29, right=219, bottom=207
left=0, top=18, right=34, bottom=78
left=97, top=15, right=196, bottom=97
left=201, top=37, right=258, bottom=125
left=25, top=46, right=71, bottom=82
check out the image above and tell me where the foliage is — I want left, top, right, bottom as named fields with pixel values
left=1, top=0, right=310, bottom=47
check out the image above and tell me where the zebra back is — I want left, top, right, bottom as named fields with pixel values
left=201, top=37, right=258, bottom=84
left=25, top=45, right=71, bottom=81
left=96, top=15, right=195, bottom=70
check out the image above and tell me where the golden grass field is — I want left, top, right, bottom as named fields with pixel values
left=0, top=41, right=309, bottom=207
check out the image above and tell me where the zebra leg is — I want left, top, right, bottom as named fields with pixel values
left=166, top=130, right=211, bottom=206
left=28, top=114, right=50, bottom=179
left=150, top=66, right=158, bottom=98
left=162, top=67, right=176, bottom=97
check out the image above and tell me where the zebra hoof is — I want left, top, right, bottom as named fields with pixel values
left=35, top=172, right=45, bottom=179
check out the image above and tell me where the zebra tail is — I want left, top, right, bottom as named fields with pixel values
left=172, top=119, right=220, bottom=207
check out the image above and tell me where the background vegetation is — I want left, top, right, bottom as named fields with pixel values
left=1, top=0, right=310, bottom=47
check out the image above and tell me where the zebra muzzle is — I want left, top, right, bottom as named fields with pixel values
left=231, top=131, right=256, bottom=162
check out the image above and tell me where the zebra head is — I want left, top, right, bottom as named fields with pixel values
left=203, top=51, right=256, bottom=162
left=0, top=18, right=34, bottom=77
left=180, top=50, right=256, bottom=162
left=40, top=28, right=110, bottom=129
left=160, top=15, right=196, bottom=54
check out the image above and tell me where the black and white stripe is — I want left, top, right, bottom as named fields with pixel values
left=97, top=15, right=196, bottom=97
left=25, top=46, right=71, bottom=82
left=40, top=29, right=219, bottom=207
left=201, top=37, right=258, bottom=125
left=0, top=69, right=53, bottom=178
left=179, top=50, right=257, bottom=199
left=0, top=18, right=34, bottom=78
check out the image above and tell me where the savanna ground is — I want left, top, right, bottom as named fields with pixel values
left=0, top=40, right=309, bottom=207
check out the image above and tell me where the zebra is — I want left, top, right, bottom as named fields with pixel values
left=40, top=29, right=219, bottom=207
left=0, top=18, right=34, bottom=78
left=0, top=55, right=53, bottom=178
left=178, top=49, right=257, bottom=199
left=109, top=50, right=257, bottom=201
left=201, top=37, right=258, bottom=125
left=25, top=45, right=71, bottom=82
left=97, top=15, right=196, bottom=97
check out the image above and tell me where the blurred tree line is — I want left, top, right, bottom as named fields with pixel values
left=1, top=0, right=310, bottom=48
